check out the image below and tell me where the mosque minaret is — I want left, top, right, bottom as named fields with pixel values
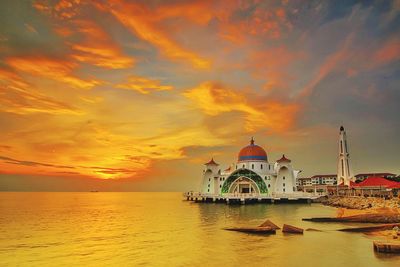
left=337, top=126, right=355, bottom=186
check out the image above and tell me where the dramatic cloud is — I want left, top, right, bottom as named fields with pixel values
left=184, top=82, right=299, bottom=132
left=69, top=20, right=135, bottom=69
left=116, top=75, right=173, bottom=94
left=98, top=1, right=212, bottom=69
left=0, top=0, right=399, bottom=189
left=6, top=56, right=100, bottom=89
left=0, top=68, right=80, bottom=115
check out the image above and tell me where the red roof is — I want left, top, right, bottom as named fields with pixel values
left=277, top=154, right=291, bottom=163
left=353, top=176, right=400, bottom=188
left=205, top=158, right=219, bottom=165
left=355, top=173, right=396, bottom=177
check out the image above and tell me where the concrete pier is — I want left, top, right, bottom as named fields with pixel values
left=183, top=192, right=321, bottom=205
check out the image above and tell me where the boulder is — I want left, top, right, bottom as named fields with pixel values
left=258, top=220, right=280, bottom=230
left=224, top=227, right=276, bottom=234
left=282, top=224, right=303, bottom=234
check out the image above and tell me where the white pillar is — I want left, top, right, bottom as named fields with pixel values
left=337, top=126, right=354, bottom=186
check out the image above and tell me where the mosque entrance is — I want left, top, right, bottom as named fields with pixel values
left=229, top=177, right=260, bottom=195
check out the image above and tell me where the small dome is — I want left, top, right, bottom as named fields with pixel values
left=238, top=138, right=268, bottom=162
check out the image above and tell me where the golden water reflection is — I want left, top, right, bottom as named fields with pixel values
left=0, top=192, right=399, bottom=266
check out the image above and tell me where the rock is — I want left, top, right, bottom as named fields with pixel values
left=258, top=220, right=280, bottom=230
left=224, top=227, right=276, bottom=234
left=337, top=224, right=400, bottom=232
left=374, top=241, right=400, bottom=253
left=303, top=213, right=400, bottom=223
left=282, top=224, right=303, bottom=234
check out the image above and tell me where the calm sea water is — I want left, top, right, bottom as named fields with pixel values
left=0, top=192, right=399, bottom=266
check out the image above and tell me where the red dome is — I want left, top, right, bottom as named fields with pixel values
left=238, top=138, right=268, bottom=162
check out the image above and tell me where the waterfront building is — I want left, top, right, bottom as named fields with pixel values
left=200, top=138, right=301, bottom=197
left=337, top=126, right=355, bottom=186
left=297, top=175, right=338, bottom=195
left=297, top=177, right=312, bottom=187
left=328, top=176, right=400, bottom=197
left=311, top=174, right=337, bottom=185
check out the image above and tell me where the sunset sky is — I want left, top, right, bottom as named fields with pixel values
left=0, top=0, right=399, bottom=191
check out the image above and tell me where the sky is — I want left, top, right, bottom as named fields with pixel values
left=0, top=0, right=399, bottom=191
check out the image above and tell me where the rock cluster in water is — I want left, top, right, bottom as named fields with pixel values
left=323, top=196, right=400, bottom=210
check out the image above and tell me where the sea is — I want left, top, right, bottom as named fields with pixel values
left=0, top=192, right=399, bottom=266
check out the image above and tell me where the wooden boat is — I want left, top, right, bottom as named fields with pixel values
left=258, top=220, right=280, bottom=230
left=338, top=223, right=400, bottom=232
left=373, top=241, right=400, bottom=253
left=224, top=226, right=276, bottom=234
left=302, top=213, right=400, bottom=223
left=282, top=224, right=303, bottom=234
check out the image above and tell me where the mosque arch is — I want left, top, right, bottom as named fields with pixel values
left=228, top=176, right=260, bottom=194
left=221, top=169, right=268, bottom=194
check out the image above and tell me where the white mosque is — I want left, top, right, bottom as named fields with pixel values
left=200, top=138, right=302, bottom=198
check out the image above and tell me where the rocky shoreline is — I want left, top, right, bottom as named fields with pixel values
left=322, top=196, right=400, bottom=211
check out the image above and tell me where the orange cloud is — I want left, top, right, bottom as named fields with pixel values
left=70, top=20, right=135, bottom=69
left=0, top=68, right=80, bottom=115
left=34, top=1, right=134, bottom=69
left=183, top=82, right=299, bottom=132
left=372, top=37, right=400, bottom=66
left=97, top=1, right=211, bottom=69
left=116, top=75, right=173, bottom=94
left=248, top=46, right=304, bottom=91
left=6, top=56, right=100, bottom=89
left=299, top=35, right=353, bottom=98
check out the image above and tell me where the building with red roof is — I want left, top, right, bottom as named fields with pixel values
left=353, top=176, right=400, bottom=189
left=355, top=172, right=396, bottom=182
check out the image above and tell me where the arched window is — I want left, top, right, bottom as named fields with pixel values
left=283, top=188, right=285, bottom=192
left=251, top=164, right=254, bottom=169
left=242, top=164, right=245, bottom=168
left=283, top=183, right=285, bottom=187
left=261, top=164, right=263, bottom=169
left=269, top=165, right=271, bottom=170
left=268, top=184, right=270, bottom=188
left=283, top=176, right=285, bottom=180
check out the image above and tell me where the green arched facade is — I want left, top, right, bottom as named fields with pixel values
left=221, top=169, right=268, bottom=194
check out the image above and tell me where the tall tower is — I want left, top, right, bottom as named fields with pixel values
left=337, top=126, right=354, bottom=186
